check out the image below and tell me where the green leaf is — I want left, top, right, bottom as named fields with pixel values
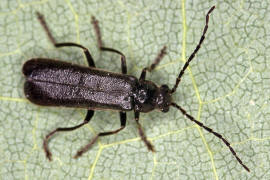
left=0, top=0, right=269, bottom=179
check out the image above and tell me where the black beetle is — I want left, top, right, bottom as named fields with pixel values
left=23, top=6, right=249, bottom=172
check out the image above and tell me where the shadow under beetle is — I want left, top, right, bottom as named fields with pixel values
left=22, top=6, right=250, bottom=172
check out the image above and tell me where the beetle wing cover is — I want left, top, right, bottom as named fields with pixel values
left=23, top=59, right=137, bottom=111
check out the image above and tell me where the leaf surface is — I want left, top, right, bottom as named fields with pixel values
left=0, top=0, right=269, bottom=179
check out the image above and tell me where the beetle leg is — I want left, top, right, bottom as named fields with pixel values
left=91, top=16, right=127, bottom=74
left=139, top=46, right=167, bottom=80
left=43, top=110, right=94, bottom=161
left=134, top=111, right=155, bottom=152
left=74, top=112, right=127, bottom=158
left=36, top=12, right=96, bottom=67
left=100, top=47, right=127, bottom=74
left=91, top=16, right=103, bottom=49
left=53, top=43, right=96, bottom=67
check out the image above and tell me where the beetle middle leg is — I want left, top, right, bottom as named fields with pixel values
left=91, top=17, right=156, bottom=152
left=43, top=110, right=94, bottom=161
left=36, top=12, right=96, bottom=67
left=91, top=16, right=127, bottom=74
left=74, top=112, right=127, bottom=158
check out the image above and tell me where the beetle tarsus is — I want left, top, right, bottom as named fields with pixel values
left=140, top=46, right=167, bottom=80
left=137, top=123, right=155, bottom=152
left=43, top=139, right=52, bottom=161
left=74, top=135, right=99, bottom=159
left=134, top=111, right=155, bottom=152
left=91, top=16, right=103, bottom=49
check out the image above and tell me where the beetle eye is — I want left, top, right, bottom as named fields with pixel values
left=160, top=84, right=169, bottom=93
left=137, top=89, right=147, bottom=102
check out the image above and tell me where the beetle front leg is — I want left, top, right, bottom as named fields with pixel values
left=43, top=110, right=94, bottom=161
left=74, top=112, right=127, bottom=158
left=134, top=111, right=155, bottom=152
left=139, top=46, right=167, bottom=80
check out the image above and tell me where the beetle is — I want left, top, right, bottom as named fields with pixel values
left=23, top=6, right=250, bottom=172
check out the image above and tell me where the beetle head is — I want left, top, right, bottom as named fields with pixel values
left=155, top=84, right=171, bottom=112
left=134, top=81, right=171, bottom=113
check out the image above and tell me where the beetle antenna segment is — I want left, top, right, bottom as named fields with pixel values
left=171, top=102, right=250, bottom=172
left=171, top=6, right=215, bottom=94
